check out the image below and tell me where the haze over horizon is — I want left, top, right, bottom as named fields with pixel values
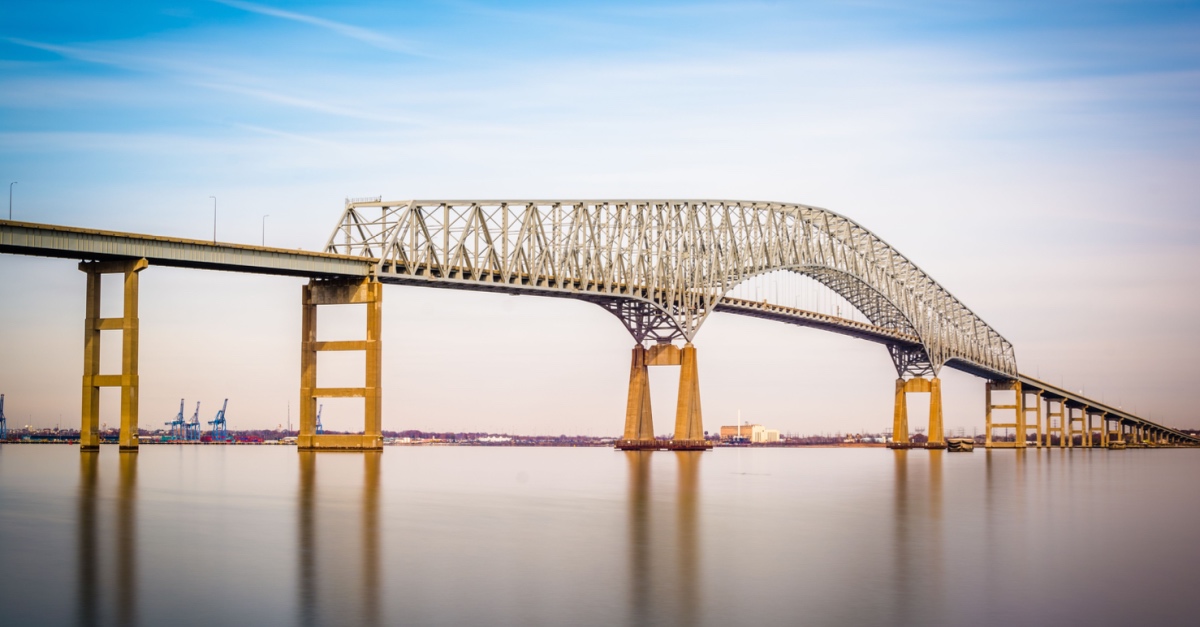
left=1, top=1, right=1198, bottom=436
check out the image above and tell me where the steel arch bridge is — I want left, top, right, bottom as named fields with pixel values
left=327, top=199, right=1017, bottom=381
left=3, top=197, right=1195, bottom=453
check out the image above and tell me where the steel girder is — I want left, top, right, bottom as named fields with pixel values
left=326, top=199, right=1018, bottom=377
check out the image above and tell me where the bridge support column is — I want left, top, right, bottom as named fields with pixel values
left=617, top=346, right=655, bottom=449
left=1046, top=398, right=1065, bottom=448
left=670, top=344, right=708, bottom=450
left=1067, top=405, right=1086, bottom=448
left=79, top=259, right=148, bottom=453
left=616, top=343, right=711, bottom=451
left=892, top=379, right=909, bottom=446
left=1021, top=389, right=1043, bottom=447
left=891, top=377, right=942, bottom=448
left=299, top=278, right=383, bottom=451
left=1085, top=410, right=1103, bottom=448
left=985, top=380, right=1023, bottom=448
left=928, top=378, right=944, bottom=447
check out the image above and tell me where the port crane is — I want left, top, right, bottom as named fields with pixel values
left=185, top=402, right=202, bottom=441
left=208, top=399, right=229, bottom=441
left=316, top=404, right=324, bottom=434
left=165, top=399, right=186, bottom=440
left=0, top=394, right=7, bottom=440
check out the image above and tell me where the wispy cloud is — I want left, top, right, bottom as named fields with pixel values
left=4, top=37, right=421, bottom=127
left=197, top=81, right=423, bottom=125
left=213, top=0, right=419, bottom=55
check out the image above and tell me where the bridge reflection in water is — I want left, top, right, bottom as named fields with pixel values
left=625, top=451, right=701, bottom=627
left=891, top=449, right=945, bottom=625
left=297, top=451, right=381, bottom=627
left=76, top=452, right=138, bottom=627
left=51, top=447, right=1200, bottom=626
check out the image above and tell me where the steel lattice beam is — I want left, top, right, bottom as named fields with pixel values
left=327, top=199, right=1018, bottom=377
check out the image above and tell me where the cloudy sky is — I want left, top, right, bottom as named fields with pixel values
left=1, top=1, right=1198, bottom=436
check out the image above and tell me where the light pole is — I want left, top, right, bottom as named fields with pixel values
left=8, top=181, right=15, bottom=220
left=209, top=196, right=217, bottom=243
left=262, top=214, right=269, bottom=246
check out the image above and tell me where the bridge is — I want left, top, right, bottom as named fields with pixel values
left=2, top=198, right=1196, bottom=451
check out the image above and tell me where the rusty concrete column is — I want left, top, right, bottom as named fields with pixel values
left=118, top=263, right=141, bottom=452
left=298, top=283, right=318, bottom=449
left=79, top=259, right=146, bottom=453
left=928, top=377, right=944, bottom=446
left=363, top=281, right=383, bottom=450
left=298, top=278, right=383, bottom=451
left=1014, top=381, right=1026, bottom=449
left=1047, top=398, right=1064, bottom=448
left=80, top=267, right=102, bottom=452
left=621, top=345, right=654, bottom=445
left=893, top=378, right=909, bottom=445
left=671, top=343, right=704, bottom=448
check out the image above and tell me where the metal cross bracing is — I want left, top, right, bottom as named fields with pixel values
left=328, top=199, right=1018, bottom=379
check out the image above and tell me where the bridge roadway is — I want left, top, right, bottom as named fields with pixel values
left=2, top=218, right=1196, bottom=450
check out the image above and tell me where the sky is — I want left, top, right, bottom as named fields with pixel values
left=1, top=0, right=1198, bottom=436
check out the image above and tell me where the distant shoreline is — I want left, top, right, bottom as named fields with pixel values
left=1, top=439, right=891, bottom=448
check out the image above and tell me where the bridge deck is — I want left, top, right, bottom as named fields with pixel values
left=0, top=220, right=371, bottom=278
left=1015, top=375, right=1194, bottom=440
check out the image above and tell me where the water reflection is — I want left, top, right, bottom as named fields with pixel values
left=297, top=452, right=381, bottom=627
left=891, top=449, right=945, bottom=625
left=116, top=453, right=138, bottom=626
left=624, top=450, right=702, bottom=627
left=75, top=452, right=138, bottom=627
left=76, top=453, right=98, bottom=627
left=892, top=450, right=912, bottom=622
left=625, top=451, right=651, bottom=625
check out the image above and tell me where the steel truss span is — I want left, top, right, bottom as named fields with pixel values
left=328, top=199, right=1017, bottom=379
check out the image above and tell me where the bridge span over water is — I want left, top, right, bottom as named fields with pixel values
left=2, top=198, right=1195, bottom=451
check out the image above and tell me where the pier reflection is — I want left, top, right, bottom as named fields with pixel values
left=75, top=452, right=139, bottom=627
left=76, top=453, right=98, bottom=627
left=891, top=449, right=945, bottom=625
left=297, top=452, right=381, bottom=627
left=625, top=450, right=702, bottom=626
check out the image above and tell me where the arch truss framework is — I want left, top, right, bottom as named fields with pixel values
left=328, top=198, right=1018, bottom=379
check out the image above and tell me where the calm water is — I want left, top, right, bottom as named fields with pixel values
left=1, top=445, right=1198, bottom=626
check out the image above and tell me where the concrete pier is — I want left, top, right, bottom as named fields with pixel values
left=298, top=278, right=383, bottom=451
left=617, top=343, right=711, bottom=451
left=80, top=259, right=147, bottom=452
left=892, top=377, right=943, bottom=447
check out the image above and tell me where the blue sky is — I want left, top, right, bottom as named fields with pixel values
left=1, top=1, right=1198, bottom=434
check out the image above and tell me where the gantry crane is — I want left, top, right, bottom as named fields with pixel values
left=185, top=401, right=202, bottom=441
left=165, top=399, right=186, bottom=440
left=316, top=404, right=324, bottom=435
left=208, top=399, right=229, bottom=441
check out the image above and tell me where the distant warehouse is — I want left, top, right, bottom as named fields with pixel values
left=719, top=424, right=780, bottom=443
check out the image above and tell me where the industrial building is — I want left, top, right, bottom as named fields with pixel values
left=719, top=424, right=780, bottom=443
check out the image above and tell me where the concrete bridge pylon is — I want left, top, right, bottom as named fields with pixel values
left=617, top=343, right=710, bottom=451
left=79, top=258, right=147, bottom=453
left=299, top=278, right=383, bottom=451
left=891, top=377, right=944, bottom=448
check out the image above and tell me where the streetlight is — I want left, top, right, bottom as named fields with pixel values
left=8, top=181, right=15, bottom=220
left=262, top=214, right=270, bottom=246
left=209, top=196, right=217, bottom=243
